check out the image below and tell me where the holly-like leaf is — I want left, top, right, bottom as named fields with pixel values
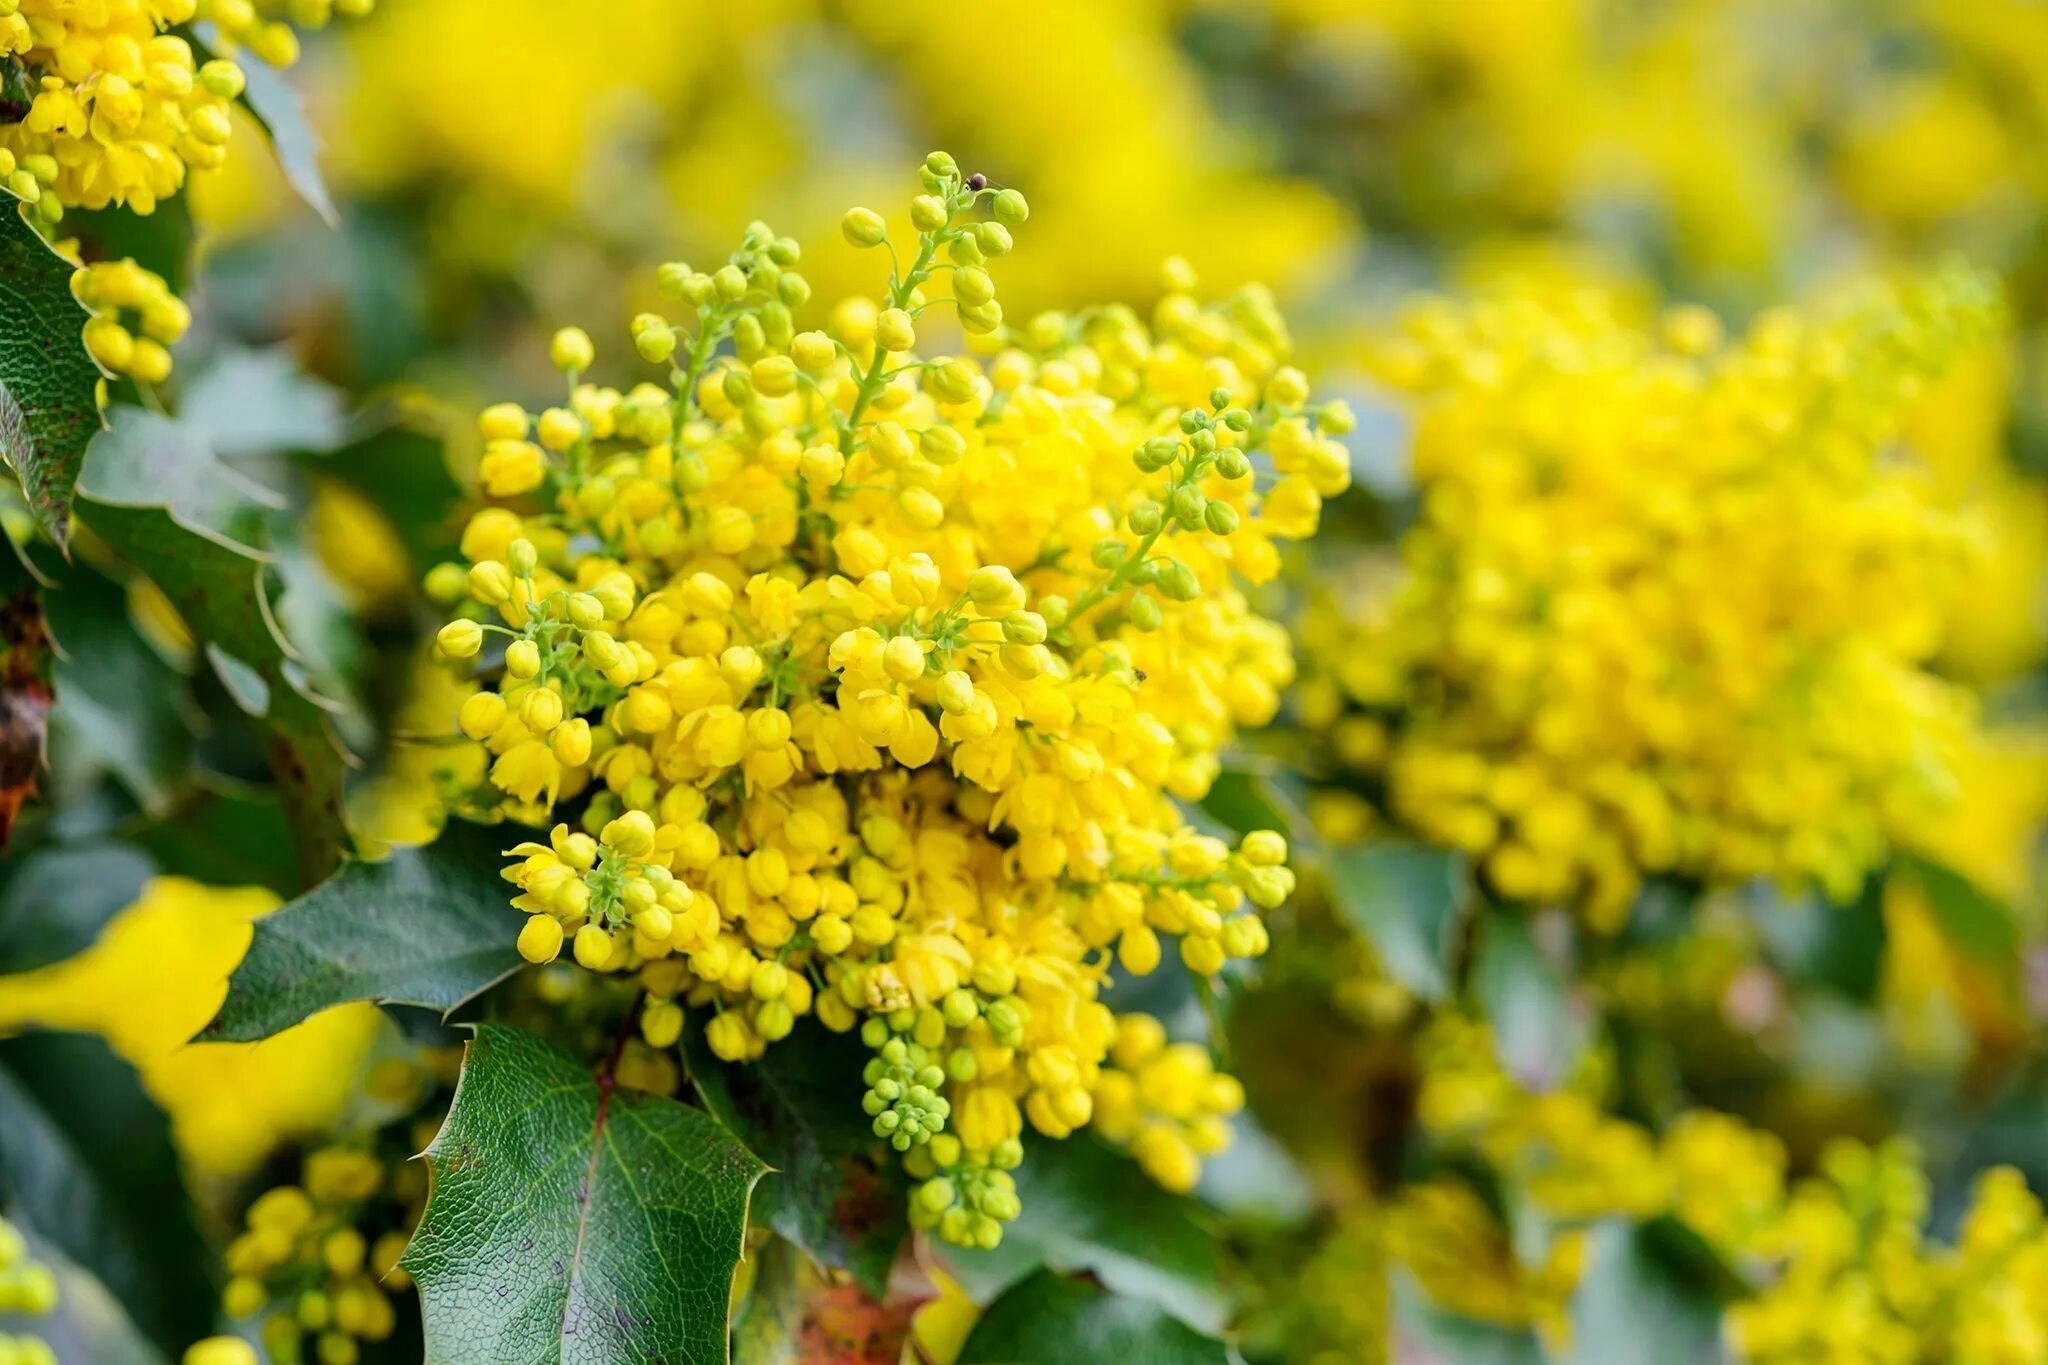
left=401, top=1024, right=768, bottom=1365
left=1327, top=843, right=1467, bottom=1002
left=0, top=1031, right=215, bottom=1356
left=231, top=48, right=340, bottom=228
left=201, top=821, right=525, bottom=1042
left=955, top=1270, right=1230, bottom=1365
left=940, top=1137, right=1227, bottom=1334
left=0, top=201, right=101, bottom=548
left=687, top=1020, right=910, bottom=1298
left=44, top=564, right=194, bottom=812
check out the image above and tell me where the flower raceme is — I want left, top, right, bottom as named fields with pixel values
left=1302, top=268, right=2000, bottom=927
left=426, top=152, right=1348, bottom=1242
left=0, top=0, right=371, bottom=384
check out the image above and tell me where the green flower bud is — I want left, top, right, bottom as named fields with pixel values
left=954, top=267, right=996, bottom=307
left=1159, top=561, right=1201, bottom=601
left=1128, top=592, right=1163, bottom=632
left=910, top=195, right=948, bottom=232
left=842, top=207, right=888, bottom=248
left=974, top=222, right=1013, bottom=257
left=713, top=264, right=748, bottom=301
left=508, top=538, right=539, bottom=576
left=925, top=150, right=959, bottom=179
left=992, top=188, right=1029, bottom=225
left=1204, top=501, right=1241, bottom=535
left=1216, top=448, right=1252, bottom=480
left=1127, top=500, right=1163, bottom=535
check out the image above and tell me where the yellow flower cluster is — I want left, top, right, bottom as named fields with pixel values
left=1401, top=1014, right=2048, bottom=1362
left=428, top=153, right=1344, bottom=1242
left=1306, top=268, right=1999, bottom=927
left=0, top=0, right=244, bottom=218
left=0, top=0, right=368, bottom=382
left=221, top=1146, right=414, bottom=1365
left=0, top=1217, right=57, bottom=1365
left=74, top=255, right=185, bottom=383
left=1730, top=1148, right=2048, bottom=1365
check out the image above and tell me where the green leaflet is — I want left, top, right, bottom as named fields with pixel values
left=0, top=200, right=100, bottom=548
left=401, top=1024, right=768, bottom=1365
left=201, top=821, right=526, bottom=1042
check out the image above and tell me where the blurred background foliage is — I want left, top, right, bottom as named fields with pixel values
left=6, top=1, right=2048, bottom=1362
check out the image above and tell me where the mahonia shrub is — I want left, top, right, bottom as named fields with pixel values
left=1300, top=267, right=2000, bottom=927
left=424, top=152, right=1348, bottom=1245
left=0, top=0, right=371, bottom=383
left=1348, top=1012, right=2048, bottom=1360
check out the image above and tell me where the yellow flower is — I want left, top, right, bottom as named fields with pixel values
left=0, top=877, right=383, bottom=1175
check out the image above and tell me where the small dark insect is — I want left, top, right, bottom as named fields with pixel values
left=968, top=172, right=988, bottom=191
left=1134, top=669, right=1148, bottom=683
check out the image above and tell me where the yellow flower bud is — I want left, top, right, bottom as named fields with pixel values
left=518, top=914, right=564, bottom=964
left=436, top=620, right=483, bottom=659
left=550, top=326, right=594, bottom=372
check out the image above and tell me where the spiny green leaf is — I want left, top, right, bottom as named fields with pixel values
left=686, top=1019, right=911, bottom=1300
left=940, top=1137, right=1227, bottom=1335
left=1327, top=842, right=1467, bottom=1002
left=229, top=45, right=339, bottom=227
left=401, top=1023, right=768, bottom=1365
left=201, top=821, right=525, bottom=1042
left=0, top=201, right=100, bottom=549
left=0, top=1031, right=214, bottom=1356
left=956, top=1270, right=1230, bottom=1365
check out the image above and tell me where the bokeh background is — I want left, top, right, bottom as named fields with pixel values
left=6, top=2, right=2048, bottom=1362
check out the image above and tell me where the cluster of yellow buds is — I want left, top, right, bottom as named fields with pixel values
left=427, top=152, right=1344, bottom=1242
left=194, top=0, right=373, bottom=69
left=0, top=1217, right=57, bottom=1365
left=1395, top=1013, right=2048, bottom=1361
left=0, top=0, right=245, bottom=218
left=0, top=0, right=371, bottom=382
left=1728, top=1144, right=2048, bottom=1365
left=1303, top=266, right=1999, bottom=928
left=73, top=257, right=186, bottom=384
left=220, top=1147, right=412, bottom=1365
left=1090, top=1011, right=1246, bottom=1192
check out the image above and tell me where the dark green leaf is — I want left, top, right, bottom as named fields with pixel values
left=686, top=1019, right=910, bottom=1299
left=941, top=1137, right=1226, bottom=1334
left=201, top=821, right=525, bottom=1042
left=401, top=1024, right=767, bottom=1365
left=1895, top=853, right=2017, bottom=964
left=1327, top=842, right=1466, bottom=1001
left=956, top=1270, right=1229, bottom=1365
left=74, top=495, right=347, bottom=883
left=129, top=783, right=301, bottom=897
left=44, top=566, right=194, bottom=810
left=1550, top=1221, right=1721, bottom=1365
left=0, top=1031, right=214, bottom=1355
left=231, top=50, right=339, bottom=227
left=0, top=839, right=153, bottom=973
left=0, top=201, right=101, bottom=548
left=1470, top=910, right=1584, bottom=1090
left=68, top=195, right=196, bottom=295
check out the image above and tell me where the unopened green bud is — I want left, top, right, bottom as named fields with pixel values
left=842, top=207, right=888, bottom=248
